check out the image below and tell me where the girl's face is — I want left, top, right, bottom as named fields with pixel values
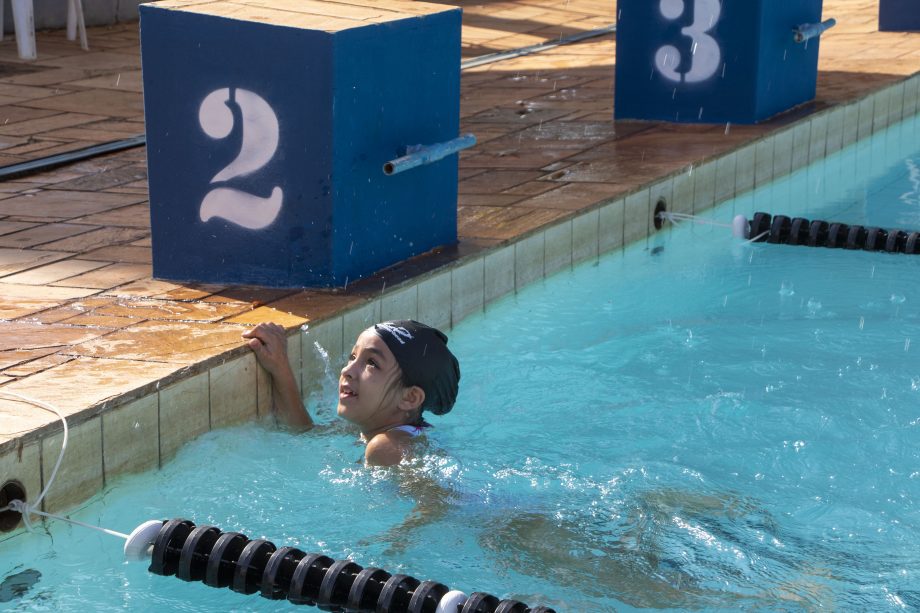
left=337, top=329, right=406, bottom=431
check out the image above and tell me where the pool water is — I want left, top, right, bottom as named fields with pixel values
left=2, top=112, right=919, bottom=611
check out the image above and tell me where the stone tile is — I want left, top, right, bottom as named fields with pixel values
left=483, top=244, right=515, bottom=306
left=1, top=356, right=179, bottom=419
left=47, top=165, right=148, bottom=192
left=711, top=153, right=735, bottom=205
left=38, top=226, right=148, bottom=253
left=0, top=322, right=107, bottom=352
left=380, top=284, right=418, bottom=322
left=209, top=354, right=258, bottom=429
left=58, top=313, right=141, bottom=329
left=0, top=247, right=70, bottom=277
left=789, top=121, right=811, bottom=172
left=664, top=164, right=693, bottom=218
left=102, top=394, right=158, bottom=479
left=0, top=223, right=94, bottom=248
left=0, top=441, right=41, bottom=528
left=841, top=103, right=860, bottom=148
left=0, top=191, right=144, bottom=220
left=0, top=383, right=58, bottom=436
left=41, top=417, right=102, bottom=513
left=417, top=271, right=452, bottom=330
left=517, top=181, right=626, bottom=211
left=514, top=231, right=545, bottom=291
left=598, top=197, right=625, bottom=254
left=49, top=263, right=151, bottom=289
left=733, top=142, right=756, bottom=196
left=451, top=257, right=485, bottom=324
left=691, top=161, right=716, bottom=215
left=68, top=320, right=246, bottom=364
left=158, top=371, right=209, bottom=463
left=68, top=69, right=144, bottom=92
left=0, top=220, right=38, bottom=236
left=544, top=219, right=572, bottom=277
left=887, top=82, right=905, bottom=125
left=0, top=113, right=107, bottom=137
left=871, top=87, right=891, bottom=134
left=774, top=127, right=796, bottom=179
left=88, top=297, right=247, bottom=322
left=754, top=137, right=775, bottom=187
left=825, top=106, right=845, bottom=155
left=246, top=291, right=361, bottom=326
left=903, top=76, right=919, bottom=118
left=1, top=260, right=109, bottom=285
left=0, top=347, right=58, bottom=371
left=72, top=203, right=150, bottom=228
left=3, top=353, right=74, bottom=377
left=20, top=88, right=142, bottom=119
left=624, top=188, right=651, bottom=245
left=808, top=112, right=828, bottom=164
left=342, top=300, right=381, bottom=347
left=222, top=306, right=307, bottom=328
left=459, top=169, right=545, bottom=194
left=572, top=208, right=599, bottom=265
left=459, top=204, right=570, bottom=241
left=73, top=244, right=151, bottom=264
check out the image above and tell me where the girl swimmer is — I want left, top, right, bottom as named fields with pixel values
left=242, top=320, right=460, bottom=467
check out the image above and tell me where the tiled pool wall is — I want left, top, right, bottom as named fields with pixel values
left=2, top=73, right=919, bottom=529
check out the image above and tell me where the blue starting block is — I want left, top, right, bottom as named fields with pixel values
left=140, top=0, right=464, bottom=288
left=879, top=0, right=920, bottom=31
left=614, top=0, right=832, bottom=124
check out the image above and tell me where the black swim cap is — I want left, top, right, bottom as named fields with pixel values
left=372, top=320, right=460, bottom=415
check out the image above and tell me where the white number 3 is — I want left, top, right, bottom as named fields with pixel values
left=654, top=0, right=721, bottom=84
left=197, top=88, right=283, bottom=230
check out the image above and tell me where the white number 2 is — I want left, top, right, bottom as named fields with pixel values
left=654, top=0, right=721, bottom=84
left=197, top=88, right=283, bottom=230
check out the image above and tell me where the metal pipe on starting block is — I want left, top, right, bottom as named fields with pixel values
left=383, top=133, right=476, bottom=176
left=793, top=18, right=837, bottom=43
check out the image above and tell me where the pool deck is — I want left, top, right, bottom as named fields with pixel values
left=1, top=0, right=919, bottom=516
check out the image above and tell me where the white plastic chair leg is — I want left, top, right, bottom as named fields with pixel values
left=10, top=0, right=37, bottom=60
left=66, top=0, right=88, bottom=51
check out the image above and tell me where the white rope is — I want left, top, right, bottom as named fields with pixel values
left=657, top=211, right=734, bottom=229
left=658, top=210, right=768, bottom=244
left=0, top=391, right=126, bottom=540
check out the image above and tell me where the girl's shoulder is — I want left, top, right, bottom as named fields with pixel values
left=365, top=423, right=431, bottom=465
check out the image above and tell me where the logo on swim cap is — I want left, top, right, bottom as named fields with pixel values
left=376, top=323, right=414, bottom=345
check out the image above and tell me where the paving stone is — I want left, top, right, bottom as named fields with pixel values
left=0, top=222, right=95, bottom=248
left=49, top=262, right=150, bottom=289
left=0, top=190, right=145, bottom=220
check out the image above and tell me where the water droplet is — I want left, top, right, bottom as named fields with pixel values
left=779, top=281, right=794, bottom=297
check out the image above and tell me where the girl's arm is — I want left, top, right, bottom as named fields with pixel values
left=242, top=322, right=314, bottom=431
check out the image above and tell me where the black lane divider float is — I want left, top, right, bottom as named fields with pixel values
left=143, top=518, right=556, bottom=613
left=744, top=212, right=920, bottom=254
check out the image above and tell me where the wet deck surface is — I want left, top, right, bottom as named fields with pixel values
left=1, top=0, right=919, bottom=441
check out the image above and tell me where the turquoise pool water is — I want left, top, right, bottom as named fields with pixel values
left=2, top=112, right=919, bottom=611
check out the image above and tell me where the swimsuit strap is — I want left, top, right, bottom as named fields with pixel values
left=387, top=424, right=429, bottom=437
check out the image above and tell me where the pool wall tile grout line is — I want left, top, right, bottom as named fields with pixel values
left=1, top=74, right=919, bottom=526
